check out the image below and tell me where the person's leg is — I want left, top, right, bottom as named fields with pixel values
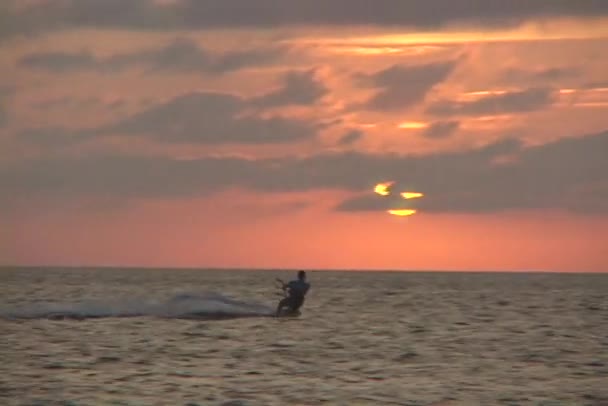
left=290, top=296, right=304, bottom=312
left=276, top=297, right=290, bottom=316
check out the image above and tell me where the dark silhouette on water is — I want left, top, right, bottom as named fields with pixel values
left=276, top=270, right=311, bottom=317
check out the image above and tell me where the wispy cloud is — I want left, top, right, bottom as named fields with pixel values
left=337, top=130, right=363, bottom=146
left=422, top=121, right=460, bottom=139
left=427, top=88, right=556, bottom=117
left=353, top=60, right=458, bottom=111
left=16, top=67, right=333, bottom=146
left=17, top=38, right=285, bottom=74
left=98, top=91, right=322, bottom=144
left=249, top=69, right=328, bottom=108
left=499, top=66, right=580, bottom=85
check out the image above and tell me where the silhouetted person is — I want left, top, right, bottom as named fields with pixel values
left=276, top=270, right=310, bottom=316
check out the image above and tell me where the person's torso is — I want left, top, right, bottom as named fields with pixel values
left=287, top=280, right=310, bottom=297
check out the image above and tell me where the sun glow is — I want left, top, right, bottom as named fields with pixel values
left=398, top=121, right=428, bottom=129
left=374, top=181, right=394, bottom=196
left=401, top=192, right=424, bottom=199
left=374, top=182, right=424, bottom=217
left=388, top=209, right=417, bottom=217
left=292, top=19, right=608, bottom=49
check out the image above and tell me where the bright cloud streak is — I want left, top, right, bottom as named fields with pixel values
left=401, top=192, right=424, bottom=199
left=398, top=122, right=428, bottom=129
left=388, top=209, right=417, bottom=217
left=292, top=18, right=608, bottom=48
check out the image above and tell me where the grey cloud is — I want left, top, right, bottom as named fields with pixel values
left=423, top=121, right=460, bottom=139
left=2, top=129, right=608, bottom=214
left=249, top=69, right=327, bottom=108
left=3, top=0, right=608, bottom=40
left=107, top=38, right=209, bottom=72
left=583, top=81, right=608, bottom=90
left=0, top=98, right=6, bottom=127
left=18, top=127, right=79, bottom=147
left=0, top=153, right=258, bottom=200
left=0, top=1, right=165, bottom=41
left=31, top=96, right=113, bottom=110
left=0, top=86, right=14, bottom=97
left=17, top=51, right=96, bottom=72
left=210, top=48, right=285, bottom=74
left=31, top=96, right=74, bottom=109
left=0, top=85, right=14, bottom=127
left=16, top=38, right=284, bottom=74
left=109, top=38, right=284, bottom=73
left=335, top=133, right=608, bottom=214
left=427, top=88, right=556, bottom=117
left=337, top=130, right=363, bottom=146
left=500, top=66, right=580, bottom=85
left=100, top=91, right=319, bottom=144
left=478, top=137, right=521, bottom=156
left=17, top=86, right=327, bottom=146
left=354, top=61, right=457, bottom=111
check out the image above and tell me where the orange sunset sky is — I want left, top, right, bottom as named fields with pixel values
left=1, top=1, right=607, bottom=272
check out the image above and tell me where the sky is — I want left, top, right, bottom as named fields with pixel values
left=1, top=0, right=608, bottom=272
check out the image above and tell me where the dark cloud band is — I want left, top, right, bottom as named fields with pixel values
left=3, top=0, right=607, bottom=40
left=3, top=130, right=608, bottom=215
left=16, top=38, right=284, bottom=74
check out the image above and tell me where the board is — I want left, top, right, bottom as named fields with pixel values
left=276, top=309, right=301, bottom=318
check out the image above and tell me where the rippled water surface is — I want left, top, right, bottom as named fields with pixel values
left=1, top=267, right=607, bottom=405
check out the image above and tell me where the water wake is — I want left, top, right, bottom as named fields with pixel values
left=0, top=292, right=275, bottom=321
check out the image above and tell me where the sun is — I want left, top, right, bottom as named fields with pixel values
left=374, top=181, right=424, bottom=216
left=374, top=181, right=394, bottom=196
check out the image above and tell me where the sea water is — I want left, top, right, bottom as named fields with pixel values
left=1, top=267, right=607, bottom=405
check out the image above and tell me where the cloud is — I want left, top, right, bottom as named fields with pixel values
left=29, top=95, right=124, bottom=111
left=500, top=66, right=580, bottom=85
left=0, top=105, right=5, bottom=127
left=3, top=0, right=608, bottom=40
left=337, top=130, right=363, bottom=146
left=422, top=121, right=460, bottom=139
left=17, top=51, right=96, bottom=72
left=354, top=61, right=457, bottom=111
left=17, top=70, right=331, bottom=146
left=0, top=86, right=14, bottom=127
left=335, top=133, right=608, bottom=214
left=3, top=130, right=608, bottom=214
left=99, top=91, right=320, bottom=144
left=17, top=38, right=284, bottom=74
left=584, top=81, right=608, bottom=90
left=249, top=69, right=328, bottom=108
left=18, top=127, right=80, bottom=147
left=427, top=88, right=556, bottom=117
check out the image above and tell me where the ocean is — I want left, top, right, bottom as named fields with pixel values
left=1, top=267, right=607, bottom=405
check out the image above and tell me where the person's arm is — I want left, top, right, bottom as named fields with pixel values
left=275, top=278, right=288, bottom=290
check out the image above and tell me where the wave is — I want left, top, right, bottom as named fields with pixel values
left=0, top=291, right=276, bottom=321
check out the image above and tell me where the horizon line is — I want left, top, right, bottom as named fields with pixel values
left=0, top=264, right=605, bottom=274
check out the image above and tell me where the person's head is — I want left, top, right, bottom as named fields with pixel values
left=297, top=270, right=306, bottom=280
